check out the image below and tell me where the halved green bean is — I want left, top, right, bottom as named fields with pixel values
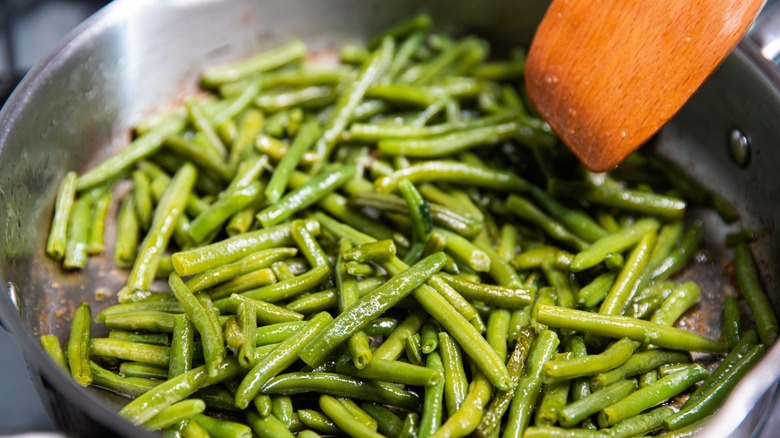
left=127, top=163, right=196, bottom=293
left=734, top=242, right=779, bottom=345
left=67, top=302, right=92, bottom=386
left=260, top=372, right=421, bottom=411
left=77, top=118, right=185, bottom=191
left=535, top=305, right=725, bottom=353
left=598, top=365, right=708, bottom=427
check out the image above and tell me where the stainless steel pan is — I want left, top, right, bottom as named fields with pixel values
left=0, top=0, right=779, bottom=436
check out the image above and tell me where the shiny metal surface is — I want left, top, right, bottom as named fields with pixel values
left=0, top=0, right=778, bottom=436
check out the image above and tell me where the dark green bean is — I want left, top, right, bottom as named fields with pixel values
left=723, top=295, right=742, bottom=350
left=734, top=242, right=779, bottom=345
left=361, top=403, right=404, bottom=438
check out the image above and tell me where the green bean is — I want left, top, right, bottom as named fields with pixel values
left=208, top=268, right=277, bottom=300
left=511, top=246, right=557, bottom=271
left=62, top=196, right=91, bottom=269
left=438, top=272, right=532, bottom=309
left=336, top=397, right=379, bottom=431
left=665, top=343, right=765, bottom=430
left=399, top=413, right=420, bottom=438
left=90, top=361, right=157, bottom=398
left=91, top=338, right=169, bottom=366
left=114, top=194, right=140, bottom=268
left=266, top=120, right=322, bottom=205
left=234, top=311, right=332, bottom=408
left=558, top=379, right=637, bottom=427
left=335, top=356, right=441, bottom=387
left=361, top=403, right=404, bottom=438
left=254, top=321, right=306, bottom=346
left=535, top=375, right=570, bottom=426
left=87, top=190, right=112, bottom=255
left=398, top=179, right=434, bottom=263
left=143, top=399, right=206, bottom=431
left=228, top=109, right=264, bottom=171
left=77, top=118, right=185, bottom=191
left=261, top=372, right=421, bottom=411
left=723, top=295, right=742, bottom=350
left=172, top=219, right=318, bottom=276
left=185, top=97, right=228, bottom=158
left=284, top=277, right=385, bottom=315
left=386, top=30, right=427, bottom=82
left=40, top=335, right=68, bottom=371
left=317, top=396, right=381, bottom=438
left=299, top=252, right=446, bottom=367
left=343, top=239, right=397, bottom=263
left=222, top=264, right=330, bottom=304
left=543, top=338, right=635, bottom=383
left=365, top=82, right=437, bottom=107
left=599, top=231, right=657, bottom=316
left=474, top=234, right=525, bottom=289
left=168, top=315, right=194, bottom=378
left=592, top=349, right=691, bottom=390
left=105, top=311, right=178, bottom=333
left=192, top=414, right=252, bottom=438
left=540, top=260, right=577, bottom=309
left=734, top=242, right=779, bottom=345
left=404, top=333, right=424, bottom=366
left=476, top=326, right=535, bottom=438
left=433, top=372, right=493, bottom=438
left=577, top=272, right=616, bottom=309
left=189, top=181, right=261, bottom=242
left=432, top=228, right=490, bottom=272
left=126, top=163, right=196, bottom=294
left=313, top=37, right=394, bottom=167
left=169, top=273, right=225, bottom=377
left=271, top=395, right=294, bottom=426
left=504, top=329, right=560, bottom=437
left=132, top=170, right=154, bottom=230
left=67, top=302, right=92, bottom=386
left=570, top=218, right=660, bottom=272
left=298, top=409, right=342, bottom=435
left=418, top=351, right=445, bottom=437
left=181, top=418, right=211, bottom=438
left=651, top=281, right=700, bottom=326
left=255, top=85, right=336, bottom=112
left=523, top=426, right=605, bottom=438
left=348, top=112, right=518, bottom=142
left=46, top=171, right=79, bottom=260
left=258, top=164, right=357, bottom=227
left=535, top=305, right=725, bottom=353
left=651, top=222, right=704, bottom=281
left=119, top=358, right=241, bottom=424
left=201, top=40, right=306, bottom=86
left=605, top=406, right=673, bottom=438
left=373, top=310, right=427, bottom=361
left=378, top=121, right=517, bottom=158
left=246, top=410, right=295, bottom=438
left=506, top=195, right=589, bottom=251
left=236, top=301, right=258, bottom=368
left=375, top=160, right=530, bottom=194
left=598, top=364, right=708, bottom=427
left=369, top=13, right=430, bottom=48
left=420, top=321, right=439, bottom=354
left=548, top=179, right=686, bottom=220
left=163, top=136, right=231, bottom=182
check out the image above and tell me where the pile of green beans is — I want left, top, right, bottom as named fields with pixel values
left=41, top=14, right=777, bottom=438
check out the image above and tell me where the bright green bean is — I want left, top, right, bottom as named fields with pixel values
left=570, top=218, right=660, bottom=272
left=46, top=171, right=78, bottom=260
left=734, top=242, right=779, bottom=345
left=67, top=302, right=92, bottom=387
left=375, top=160, right=530, bottom=193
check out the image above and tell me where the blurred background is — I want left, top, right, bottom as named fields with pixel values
left=1, top=2, right=109, bottom=434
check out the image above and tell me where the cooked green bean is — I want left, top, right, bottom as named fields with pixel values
left=319, top=395, right=383, bottom=438
left=132, top=170, right=154, bottom=230
left=40, top=335, right=69, bottom=371
left=172, top=219, right=318, bottom=276
left=246, top=410, right=295, bottom=438
left=77, top=118, right=185, bottom=190
left=114, top=194, right=140, bottom=268
left=87, top=190, right=112, bottom=255
left=559, top=379, right=637, bottom=427
left=651, top=222, right=704, bottom=282
left=504, top=329, right=560, bottom=437
left=143, top=399, right=206, bottom=431
left=168, top=315, right=195, bottom=378
left=535, top=375, right=570, bottom=426
left=126, top=163, right=196, bottom=294
left=734, top=242, right=779, bottom=345
left=418, top=351, right=445, bottom=437
left=221, top=264, right=330, bottom=304
left=432, top=227, right=490, bottom=272
left=189, top=181, right=262, bottom=243
left=723, top=295, right=742, bottom=350
left=375, top=160, right=530, bottom=193
left=235, top=311, right=332, bottom=408
left=260, top=372, right=421, bottom=411
left=192, top=413, right=252, bottom=438
left=577, top=272, right=616, bottom=309
left=420, top=321, right=439, bottom=354
left=535, top=305, right=725, bottom=353
left=438, top=272, right=532, bottom=309
left=361, top=403, right=404, bottom=438
left=90, top=361, right=157, bottom=398
left=651, top=281, right=700, bottom=326
left=46, top=171, right=78, bottom=260
left=264, top=118, right=322, bottom=204
left=208, top=268, right=277, bottom=300
left=62, top=196, right=92, bottom=269
left=202, top=40, right=307, bottom=86
left=592, top=350, right=691, bottom=390
left=598, top=364, right=708, bottom=427
left=543, top=338, right=635, bottom=383
left=335, top=356, right=440, bottom=387
left=298, top=409, right=342, bottom=435
left=105, top=311, right=178, bottom=333
left=506, top=195, right=589, bottom=251
left=67, top=302, right=93, bottom=386
left=599, top=231, right=657, bottom=316
left=570, top=218, right=660, bottom=272
left=343, top=239, right=397, bottom=263
left=91, top=338, right=170, bottom=366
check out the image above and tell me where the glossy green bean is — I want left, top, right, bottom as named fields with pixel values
left=598, top=365, right=708, bottom=427
left=418, top=351, right=445, bottom=437
left=559, top=379, right=637, bottom=427
left=105, top=311, right=178, bottom=333
left=143, top=399, right=206, bottom=431
left=163, top=136, right=231, bottom=181
left=599, top=231, right=657, bottom=316
left=87, top=190, right=112, bottom=255
left=651, top=281, right=700, bottom=326
left=223, top=264, right=330, bottom=304
left=189, top=181, right=262, bottom=243
left=319, top=395, right=384, bottom=438
left=192, top=414, right=252, bottom=438
left=234, top=311, right=333, bottom=408
left=246, top=410, right=295, bottom=438
left=361, top=403, right=404, bottom=438
left=592, top=349, right=691, bottom=390
left=46, top=171, right=78, bottom=260
left=577, top=272, right=616, bottom=309
left=168, top=315, right=194, bottom=378
left=570, top=218, right=659, bottom=272
left=375, top=160, right=530, bottom=194
left=91, top=338, right=169, bottom=366
left=202, top=40, right=306, bottom=86
left=90, top=361, right=157, bottom=398
left=40, top=335, right=69, bottom=371
left=208, top=268, right=277, bottom=300
left=651, top=222, right=704, bottom=282
left=62, top=196, right=91, bottom=269
left=114, top=194, right=140, bottom=268
left=535, top=374, right=570, bottom=426
left=535, top=305, right=725, bottom=353
left=543, top=338, right=635, bottom=383
left=723, top=295, right=742, bottom=350
left=506, top=195, right=589, bottom=251
left=438, top=272, right=532, bottom=309
left=335, top=356, right=441, bottom=387
left=734, top=242, right=779, bottom=345
left=67, top=302, right=92, bottom=387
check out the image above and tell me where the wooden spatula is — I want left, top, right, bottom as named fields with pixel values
left=526, top=0, right=763, bottom=171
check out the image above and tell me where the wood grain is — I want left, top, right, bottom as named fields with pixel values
left=526, top=0, right=762, bottom=171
